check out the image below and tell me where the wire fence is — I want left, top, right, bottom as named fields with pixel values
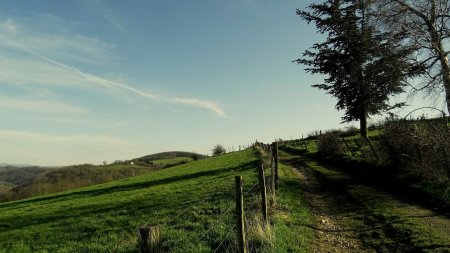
left=279, top=134, right=381, bottom=161
left=137, top=142, right=277, bottom=253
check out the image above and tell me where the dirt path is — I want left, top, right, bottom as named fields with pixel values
left=281, top=154, right=450, bottom=253
left=290, top=163, right=368, bottom=253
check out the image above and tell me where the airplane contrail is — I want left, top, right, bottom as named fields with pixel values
left=7, top=39, right=226, bottom=117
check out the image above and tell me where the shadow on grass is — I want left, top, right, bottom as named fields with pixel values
left=0, top=160, right=258, bottom=232
left=282, top=147, right=450, bottom=215
left=281, top=153, right=450, bottom=253
left=1, top=160, right=257, bottom=208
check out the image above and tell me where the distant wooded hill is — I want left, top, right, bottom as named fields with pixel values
left=132, top=151, right=207, bottom=165
left=0, top=151, right=206, bottom=202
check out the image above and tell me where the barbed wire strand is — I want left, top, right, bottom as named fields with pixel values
left=162, top=164, right=261, bottom=251
left=245, top=181, right=259, bottom=196
left=199, top=179, right=259, bottom=243
left=213, top=224, right=236, bottom=253
left=198, top=202, right=236, bottom=241
left=168, top=176, right=257, bottom=224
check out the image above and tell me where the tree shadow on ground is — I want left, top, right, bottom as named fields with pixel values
left=281, top=153, right=450, bottom=253
left=0, top=160, right=258, bottom=208
left=0, top=160, right=258, bottom=231
left=282, top=147, right=450, bottom=216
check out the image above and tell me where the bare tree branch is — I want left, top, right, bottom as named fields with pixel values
left=376, top=0, right=450, bottom=114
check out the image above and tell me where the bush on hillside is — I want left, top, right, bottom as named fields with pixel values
left=340, top=126, right=359, bottom=137
left=381, top=119, right=450, bottom=183
left=317, top=131, right=343, bottom=157
left=212, top=144, right=226, bottom=156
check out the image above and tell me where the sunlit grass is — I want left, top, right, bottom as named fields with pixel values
left=270, top=163, right=314, bottom=252
left=0, top=150, right=259, bottom=252
left=151, top=157, right=193, bottom=166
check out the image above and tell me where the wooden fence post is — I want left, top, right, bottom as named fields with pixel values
left=138, top=224, right=162, bottom=253
left=258, top=164, right=268, bottom=224
left=301, top=138, right=308, bottom=151
left=235, top=176, right=247, bottom=253
left=271, top=157, right=276, bottom=201
left=272, top=142, right=279, bottom=190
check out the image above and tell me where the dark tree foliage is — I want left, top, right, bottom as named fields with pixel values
left=295, top=0, right=419, bottom=138
left=212, top=144, right=226, bottom=156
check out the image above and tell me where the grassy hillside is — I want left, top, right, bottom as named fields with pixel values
left=8, top=163, right=152, bottom=200
left=0, top=150, right=264, bottom=252
left=151, top=157, right=193, bottom=167
left=0, top=153, right=201, bottom=202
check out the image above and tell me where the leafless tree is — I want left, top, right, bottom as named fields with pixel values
left=374, top=0, right=450, bottom=114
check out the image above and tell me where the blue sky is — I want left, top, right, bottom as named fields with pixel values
left=0, top=0, right=444, bottom=166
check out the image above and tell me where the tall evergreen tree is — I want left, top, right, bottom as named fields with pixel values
left=295, top=0, right=419, bottom=138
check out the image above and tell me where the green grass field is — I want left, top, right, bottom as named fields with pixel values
left=0, top=155, right=199, bottom=202
left=151, top=157, right=193, bottom=167
left=0, top=150, right=260, bottom=252
left=0, top=149, right=315, bottom=252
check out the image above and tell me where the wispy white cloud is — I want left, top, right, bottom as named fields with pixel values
left=169, top=97, right=226, bottom=117
left=25, top=118, right=129, bottom=129
left=0, top=129, right=131, bottom=146
left=0, top=16, right=227, bottom=117
left=0, top=129, right=137, bottom=165
left=0, top=55, right=83, bottom=87
left=26, top=118, right=90, bottom=124
left=0, top=17, right=115, bottom=65
left=0, top=97, right=88, bottom=113
left=102, top=11, right=128, bottom=35
left=16, top=44, right=226, bottom=116
left=0, top=18, right=17, bottom=34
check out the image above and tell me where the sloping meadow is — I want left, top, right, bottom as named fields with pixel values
left=0, top=150, right=259, bottom=252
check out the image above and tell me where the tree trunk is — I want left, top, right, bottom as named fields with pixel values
left=360, top=110, right=368, bottom=138
left=440, top=54, right=450, bottom=115
left=390, top=0, right=449, bottom=114
left=428, top=1, right=450, bottom=115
